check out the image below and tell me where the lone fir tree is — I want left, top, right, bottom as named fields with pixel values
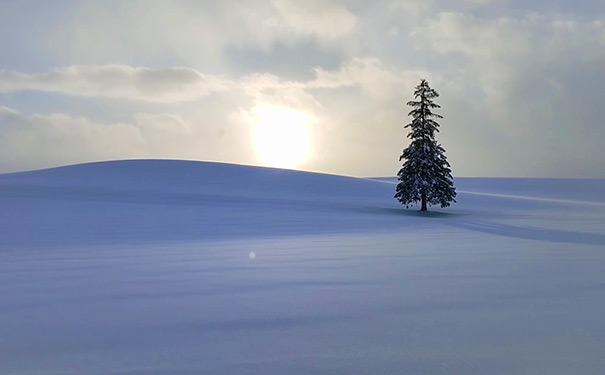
left=395, top=79, right=456, bottom=211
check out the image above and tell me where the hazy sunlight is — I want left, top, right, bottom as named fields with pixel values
left=252, top=105, right=313, bottom=169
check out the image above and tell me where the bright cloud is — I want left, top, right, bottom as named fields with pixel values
left=0, top=106, right=255, bottom=172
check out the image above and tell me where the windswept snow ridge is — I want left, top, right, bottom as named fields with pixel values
left=1, top=160, right=604, bottom=375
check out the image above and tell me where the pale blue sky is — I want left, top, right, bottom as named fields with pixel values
left=0, top=0, right=603, bottom=177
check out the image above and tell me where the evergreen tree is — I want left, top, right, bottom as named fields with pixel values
left=395, top=79, right=456, bottom=211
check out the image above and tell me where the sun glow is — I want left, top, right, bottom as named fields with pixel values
left=251, top=105, right=313, bottom=169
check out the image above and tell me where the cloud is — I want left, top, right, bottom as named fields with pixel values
left=0, top=106, right=256, bottom=172
left=0, top=58, right=422, bottom=118
left=413, top=13, right=528, bottom=59
left=1, top=58, right=409, bottom=105
left=0, top=60, right=434, bottom=176
left=270, top=0, right=356, bottom=40
left=0, top=65, right=230, bottom=102
left=0, top=106, right=144, bottom=170
left=1, top=1, right=604, bottom=177
left=31, top=0, right=355, bottom=72
left=309, top=58, right=431, bottom=97
left=409, top=12, right=605, bottom=176
left=412, top=12, right=604, bottom=93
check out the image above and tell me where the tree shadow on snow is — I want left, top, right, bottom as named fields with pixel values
left=355, top=205, right=464, bottom=219
left=448, top=221, right=605, bottom=246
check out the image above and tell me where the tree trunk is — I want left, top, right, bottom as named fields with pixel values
left=421, top=193, right=427, bottom=211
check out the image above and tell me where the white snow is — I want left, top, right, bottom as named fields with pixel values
left=1, top=160, right=604, bottom=374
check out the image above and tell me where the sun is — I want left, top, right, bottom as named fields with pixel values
left=251, top=105, right=313, bottom=169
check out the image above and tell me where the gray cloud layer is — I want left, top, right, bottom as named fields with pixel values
left=0, top=0, right=603, bottom=177
left=0, top=66, right=229, bottom=102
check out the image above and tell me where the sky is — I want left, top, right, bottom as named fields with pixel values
left=0, top=0, right=603, bottom=177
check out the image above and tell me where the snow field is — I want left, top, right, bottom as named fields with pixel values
left=1, top=160, right=604, bottom=374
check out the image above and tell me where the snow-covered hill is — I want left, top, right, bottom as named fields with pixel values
left=0, top=159, right=416, bottom=248
left=1, top=160, right=604, bottom=375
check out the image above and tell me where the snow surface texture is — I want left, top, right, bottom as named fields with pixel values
left=1, top=160, right=604, bottom=375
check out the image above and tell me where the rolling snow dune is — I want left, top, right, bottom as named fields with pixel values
left=0, top=159, right=446, bottom=249
left=1, top=160, right=605, bottom=375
